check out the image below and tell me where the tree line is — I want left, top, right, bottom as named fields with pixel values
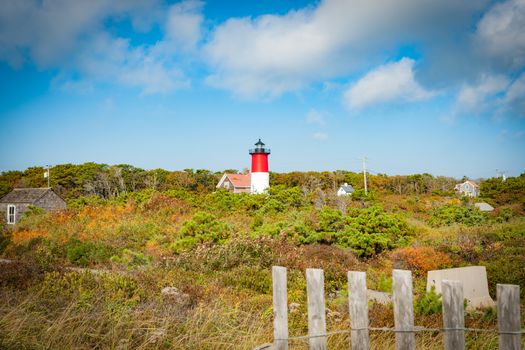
left=0, top=163, right=523, bottom=205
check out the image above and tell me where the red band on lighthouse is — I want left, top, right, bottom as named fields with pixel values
left=251, top=153, right=268, bottom=172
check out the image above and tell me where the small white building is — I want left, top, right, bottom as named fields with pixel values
left=337, top=183, right=354, bottom=196
left=454, top=180, right=480, bottom=197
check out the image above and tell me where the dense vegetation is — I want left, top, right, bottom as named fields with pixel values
left=0, top=164, right=524, bottom=349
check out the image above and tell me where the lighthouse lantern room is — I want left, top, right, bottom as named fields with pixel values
left=249, top=139, right=271, bottom=194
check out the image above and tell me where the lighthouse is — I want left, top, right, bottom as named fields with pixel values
left=249, top=139, right=270, bottom=194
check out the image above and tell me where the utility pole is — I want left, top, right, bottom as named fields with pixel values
left=45, top=165, right=50, bottom=188
left=362, top=156, right=368, bottom=196
left=496, top=169, right=507, bottom=182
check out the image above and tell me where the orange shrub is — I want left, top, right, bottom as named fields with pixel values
left=79, top=204, right=134, bottom=226
left=12, top=229, right=48, bottom=245
left=391, top=246, right=451, bottom=276
left=50, top=210, right=74, bottom=225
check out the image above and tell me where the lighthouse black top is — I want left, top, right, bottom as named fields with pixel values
left=249, top=139, right=270, bottom=173
left=249, top=138, right=271, bottom=155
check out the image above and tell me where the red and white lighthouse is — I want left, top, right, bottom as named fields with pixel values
left=249, top=139, right=270, bottom=194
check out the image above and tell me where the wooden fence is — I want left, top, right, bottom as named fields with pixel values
left=256, top=266, right=523, bottom=350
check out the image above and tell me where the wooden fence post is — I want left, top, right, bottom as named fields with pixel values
left=306, top=268, right=327, bottom=350
left=348, top=271, right=370, bottom=350
left=442, top=280, right=465, bottom=350
left=393, top=269, right=416, bottom=350
left=497, top=284, right=521, bottom=350
left=272, top=266, right=288, bottom=350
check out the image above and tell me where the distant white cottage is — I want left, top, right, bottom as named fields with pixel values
left=454, top=180, right=480, bottom=197
left=337, top=183, right=355, bottom=196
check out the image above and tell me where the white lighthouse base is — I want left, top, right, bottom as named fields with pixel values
left=251, top=172, right=269, bottom=194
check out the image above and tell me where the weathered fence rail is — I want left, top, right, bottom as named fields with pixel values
left=260, top=266, right=524, bottom=350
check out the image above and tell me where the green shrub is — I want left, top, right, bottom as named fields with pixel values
left=351, top=188, right=376, bottom=201
left=481, top=241, right=525, bottom=299
left=298, top=206, right=413, bottom=257
left=0, top=232, right=9, bottom=255
left=113, top=189, right=156, bottom=205
left=221, top=266, right=272, bottom=294
left=237, top=193, right=265, bottom=211
left=68, top=195, right=108, bottom=208
left=110, top=249, right=152, bottom=268
left=34, top=239, right=64, bottom=269
left=414, top=287, right=442, bottom=315
left=335, top=230, right=393, bottom=257
left=318, top=207, right=345, bottom=232
left=480, top=174, right=525, bottom=206
left=21, top=205, right=45, bottom=218
left=65, top=238, right=112, bottom=267
left=259, top=198, right=286, bottom=214
left=38, top=271, right=143, bottom=309
left=0, top=216, right=9, bottom=254
left=203, top=189, right=239, bottom=212
left=172, top=212, right=232, bottom=252
left=17, top=205, right=47, bottom=228
left=171, top=237, right=199, bottom=253
left=377, top=274, right=392, bottom=292
left=428, top=204, right=487, bottom=227
left=268, top=186, right=305, bottom=208
left=495, top=208, right=513, bottom=223
left=118, top=222, right=160, bottom=247
left=204, top=237, right=275, bottom=272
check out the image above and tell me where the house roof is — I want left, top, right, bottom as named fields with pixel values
left=339, top=183, right=354, bottom=193
left=465, top=180, right=479, bottom=188
left=226, top=173, right=251, bottom=188
left=217, top=173, right=251, bottom=189
left=0, top=188, right=53, bottom=203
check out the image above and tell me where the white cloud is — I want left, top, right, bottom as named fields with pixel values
left=475, top=0, right=525, bottom=69
left=71, top=33, right=190, bottom=94
left=456, top=74, right=510, bottom=112
left=503, top=73, right=525, bottom=115
left=203, top=0, right=488, bottom=98
left=165, top=0, right=203, bottom=51
left=306, top=109, right=327, bottom=126
left=0, top=0, right=162, bottom=68
left=452, top=73, right=525, bottom=118
left=0, top=0, right=200, bottom=94
left=312, top=132, right=328, bottom=141
left=1, top=0, right=523, bottom=109
left=343, top=58, right=434, bottom=109
left=449, top=73, right=525, bottom=120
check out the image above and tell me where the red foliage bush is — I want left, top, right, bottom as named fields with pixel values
left=391, top=246, right=451, bottom=276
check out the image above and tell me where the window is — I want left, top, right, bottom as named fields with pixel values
left=7, top=204, right=16, bottom=224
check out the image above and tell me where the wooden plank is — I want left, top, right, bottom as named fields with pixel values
left=306, top=268, right=327, bottom=350
left=393, top=269, right=416, bottom=350
left=348, top=271, right=370, bottom=350
left=442, top=280, right=465, bottom=350
left=272, top=266, right=288, bottom=350
left=497, top=284, right=521, bottom=350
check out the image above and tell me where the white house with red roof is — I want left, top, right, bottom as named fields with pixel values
left=216, top=172, right=251, bottom=193
left=454, top=180, right=480, bottom=197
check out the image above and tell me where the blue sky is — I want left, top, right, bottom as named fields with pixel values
left=1, top=0, right=524, bottom=179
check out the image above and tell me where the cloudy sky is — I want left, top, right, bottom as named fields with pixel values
left=1, top=0, right=524, bottom=178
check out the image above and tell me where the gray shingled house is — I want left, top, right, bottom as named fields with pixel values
left=0, top=188, right=66, bottom=225
left=337, top=183, right=355, bottom=196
